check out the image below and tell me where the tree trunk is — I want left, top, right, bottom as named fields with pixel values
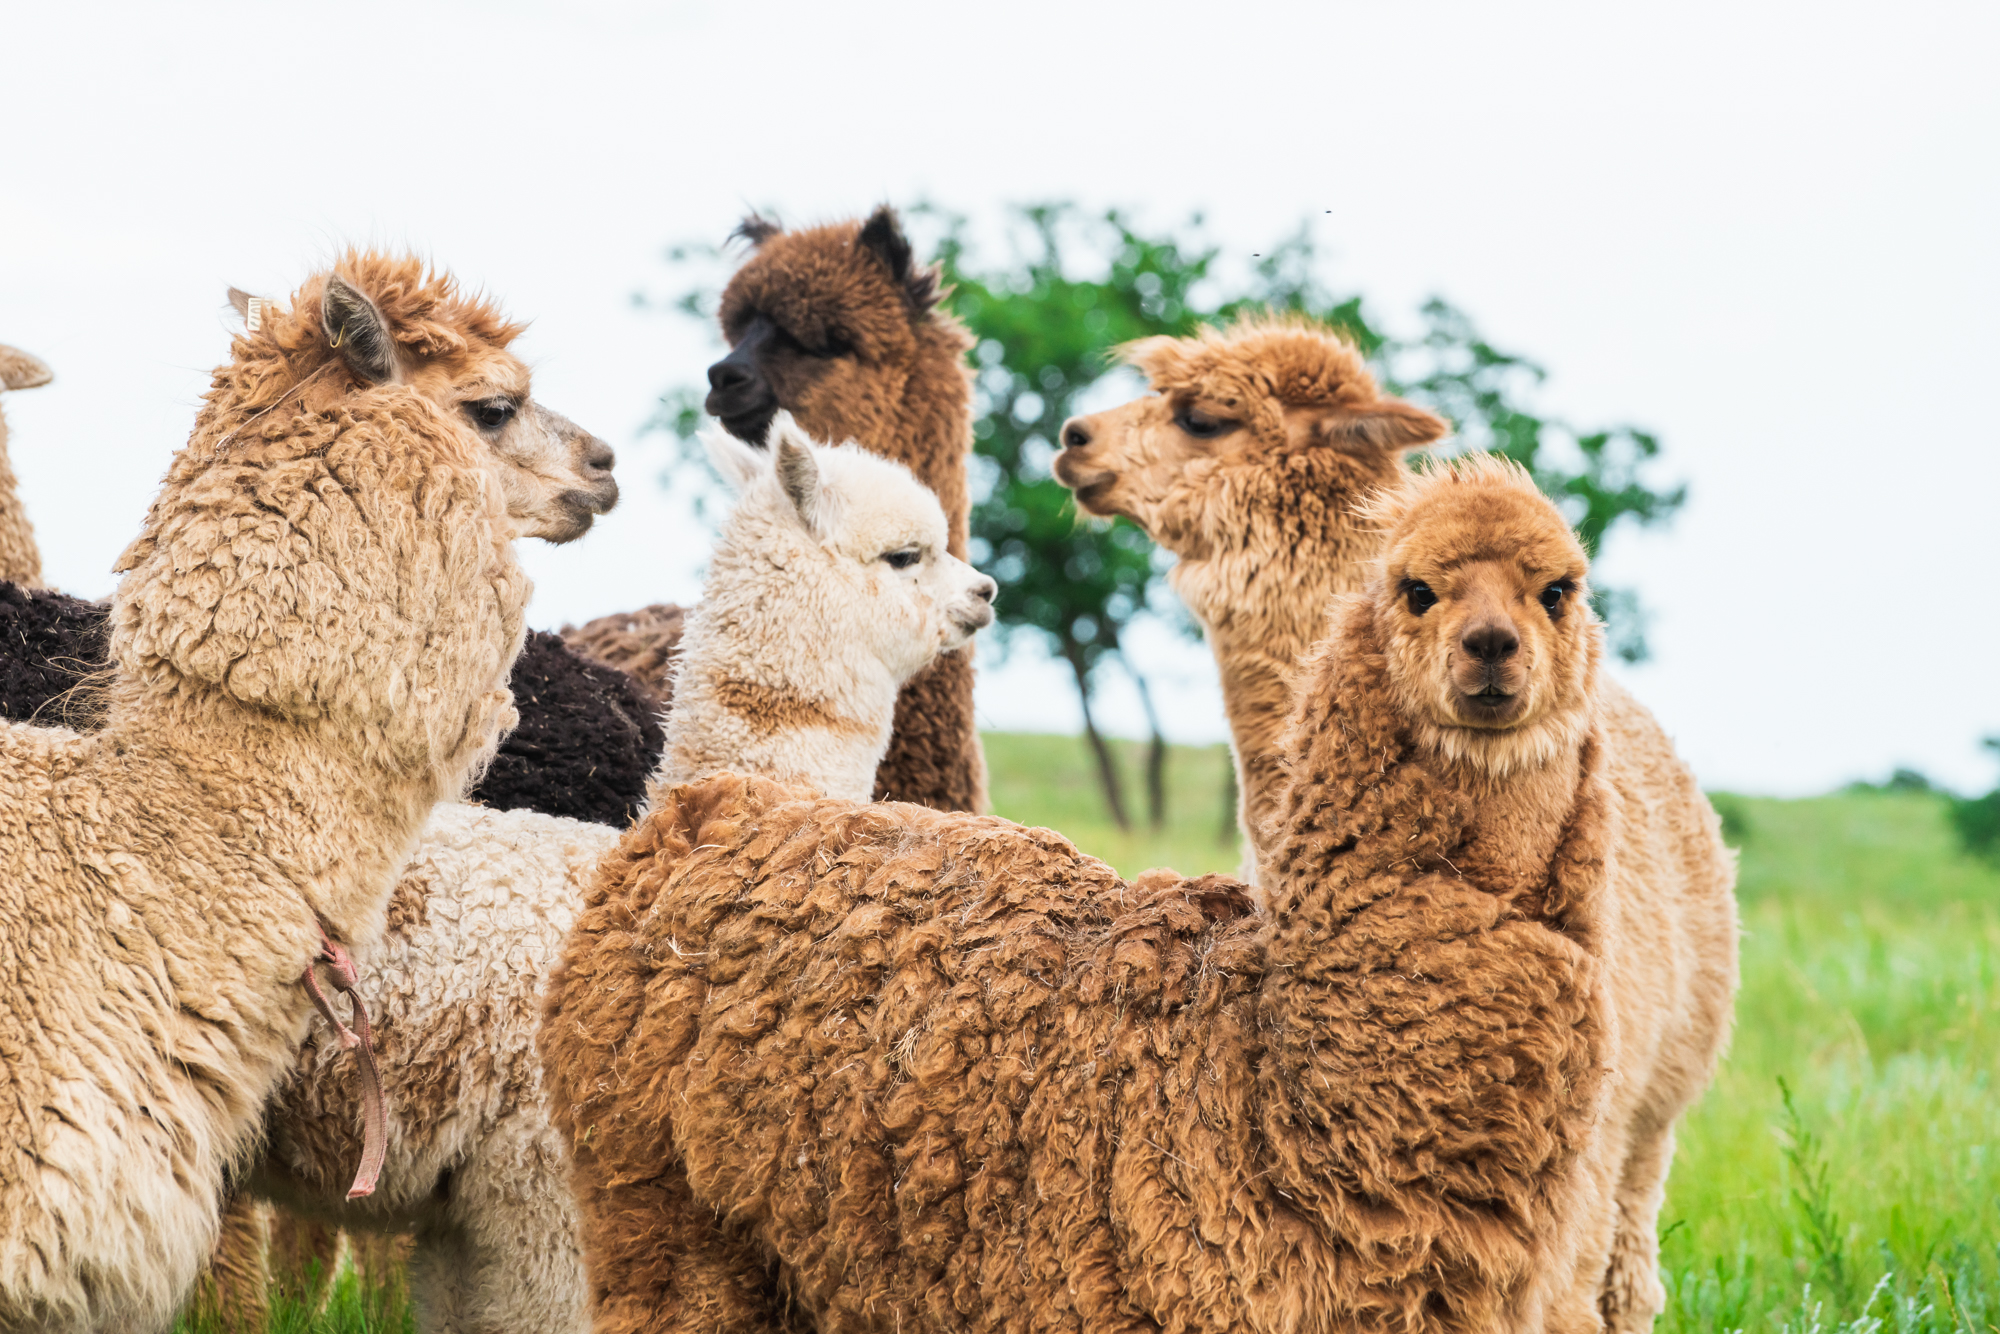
left=1125, top=659, right=1169, bottom=830
left=1062, top=642, right=1130, bottom=831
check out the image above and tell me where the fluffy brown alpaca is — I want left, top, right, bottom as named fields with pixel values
left=537, top=458, right=1733, bottom=1333
left=563, top=206, right=984, bottom=810
left=0, top=343, right=54, bottom=587
left=1060, top=336, right=1736, bottom=1327
left=0, top=252, right=549, bottom=1332
left=1053, top=315, right=1447, bottom=878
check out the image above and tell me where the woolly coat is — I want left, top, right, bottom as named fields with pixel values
left=0, top=357, right=527, bottom=1331
left=0, top=589, right=660, bottom=829
left=251, top=803, right=617, bottom=1334
left=562, top=602, right=687, bottom=712
left=540, top=596, right=1621, bottom=1334
left=713, top=212, right=985, bottom=813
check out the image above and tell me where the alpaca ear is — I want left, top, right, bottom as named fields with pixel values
left=322, top=274, right=398, bottom=384
left=773, top=429, right=826, bottom=536
left=1319, top=399, right=1450, bottom=454
left=730, top=212, right=782, bottom=247
left=0, top=345, right=53, bottom=392
left=858, top=205, right=943, bottom=315
left=701, top=423, right=767, bottom=495
left=227, top=287, right=272, bottom=333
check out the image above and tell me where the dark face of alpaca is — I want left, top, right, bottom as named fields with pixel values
left=704, top=206, right=945, bottom=448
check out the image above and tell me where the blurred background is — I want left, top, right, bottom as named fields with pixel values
left=6, top=4, right=2000, bottom=1330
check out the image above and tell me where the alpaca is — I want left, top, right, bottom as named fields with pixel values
left=230, top=412, right=993, bottom=1333
left=1052, top=315, right=1447, bottom=879
left=566, top=205, right=985, bottom=811
left=0, top=343, right=54, bottom=587
left=537, top=456, right=1725, bottom=1333
left=1056, top=322, right=1738, bottom=1328
left=0, top=252, right=566, bottom=1333
left=0, top=593, right=662, bottom=829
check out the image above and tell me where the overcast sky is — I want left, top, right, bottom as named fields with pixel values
left=2, top=0, right=1994, bottom=795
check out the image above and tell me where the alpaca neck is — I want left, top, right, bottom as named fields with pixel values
left=894, top=324, right=974, bottom=558
left=1173, top=447, right=1405, bottom=879
left=0, top=409, right=43, bottom=588
left=94, top=683, right=447, bottom=947
left=651, top=554, right=901, bottom=804
left=1252, top=606, right=1611, bottom=1244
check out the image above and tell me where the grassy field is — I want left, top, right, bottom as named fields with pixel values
left=177, top=736, right=2000, bottom=1332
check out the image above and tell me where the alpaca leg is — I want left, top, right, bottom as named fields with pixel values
left=263, top=1211, right=344, bottom=1314
left=1598, top=1123, right=1675, bottom=1333
left=188, top=1194, right=270, bottom=1334
left=407, top=1120, right=591, bottom=1334
left=575, top=1169, right=792, bottom=1334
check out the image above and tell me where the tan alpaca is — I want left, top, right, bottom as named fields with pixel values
left=1053, top=316, right=1448, bottom=880
left=1060, top=330, right=1738, bottom=1329
left=0, top=252, right=588, bottom=1334
left=231, top=412, right=992, bottom=1334
left=539, top=457, right=1713, bottom=1334
left=656, top=412, right=996, bottom=803
left=0, top=344, right=54, bottom=587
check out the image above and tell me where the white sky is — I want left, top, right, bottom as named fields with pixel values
left=2, top=0, right=1994, bottom=796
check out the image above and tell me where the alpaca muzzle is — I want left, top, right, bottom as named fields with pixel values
left=302, top=922, right=388, bottom=1200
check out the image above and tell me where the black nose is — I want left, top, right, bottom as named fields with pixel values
left=581, top=436, right=615, bottom=476
left=1061, top=418, right=1092, bottom=450
left=707, top=358, right=754, bottom=394
left=1461, top=621, right=1520, bottom=663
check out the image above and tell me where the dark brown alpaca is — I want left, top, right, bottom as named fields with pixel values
left=564, top=206, right=984, bottom=811
left=540, top=461, right=1643, bottom=1333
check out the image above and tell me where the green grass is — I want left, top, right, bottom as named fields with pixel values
left=175, top=741, right=2000, bottom=1331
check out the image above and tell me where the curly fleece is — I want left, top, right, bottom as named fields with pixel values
left=0, top=253, right=528, bottom=1333
left=0, top=594, right=658, bottom=830
left=251, top=803, right=618, bottom=1334
left=541, top=589, right=1622, bottom=1334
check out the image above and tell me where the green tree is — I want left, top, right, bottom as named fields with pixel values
left=644, top=202, right=1684, bottom=829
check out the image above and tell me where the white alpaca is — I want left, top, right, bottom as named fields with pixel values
left=244, top=412, right=995, bottom=1333
left=658, top=412, right=997, bottom=802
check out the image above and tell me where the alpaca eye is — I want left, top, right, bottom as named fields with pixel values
left=467, top=399, right=518, bottom=431
left=1402, top=580, right=1437, bottom=615
left=1540, top=580, right=1573, bottom=617
left=1173, top=406, right=1235, bottom=439
left=881, top=549, right=920, bottom=570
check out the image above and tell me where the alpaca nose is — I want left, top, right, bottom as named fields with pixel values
left=1061, top=418, right=1093, bottom=450
left=1461, top=620, right=1520, bottom=664
left=581, top=435, right=616, bottom=479
left=707, top=356, right=755, bottom=394
left=972, top=575, right=997, bottom=604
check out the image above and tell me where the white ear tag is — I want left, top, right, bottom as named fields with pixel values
left=245, top=298, right=265, bottom=332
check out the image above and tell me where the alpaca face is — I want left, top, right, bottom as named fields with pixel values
left=705, top=208, right=944, bottom=449
left=706, top=417, right=996, bottom=685
left=1054, top=321, right=1446, bottom=564
left=313, top=276, right=618, bottom=546
left=1372, top=459, right=1599, bottom=775
left=812, top=452, right=997, bottom=677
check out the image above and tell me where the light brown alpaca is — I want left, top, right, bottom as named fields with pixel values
left=1060, top=335, right=1737, bottom=1328
left=1053, top=316, right=1448, bottom=878
left=0, top=343, right=54, bottom=587
left=539, top=458, right=1728, bottom=1333
left=0, top=252, right=566, bottom=1333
